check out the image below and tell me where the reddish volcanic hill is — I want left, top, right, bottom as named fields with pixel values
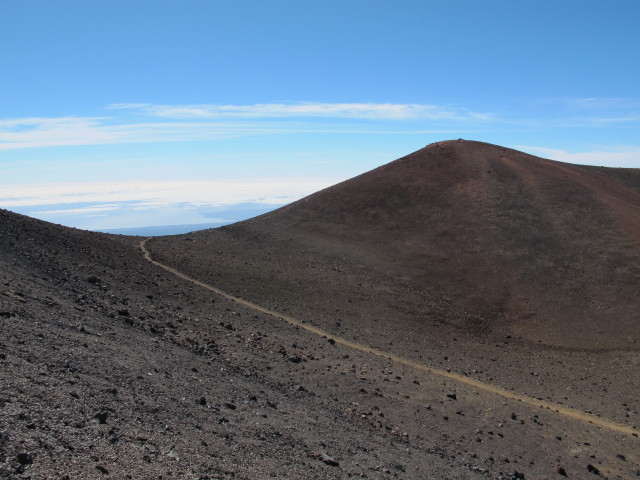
left=156, top=140, right=640, bottom=350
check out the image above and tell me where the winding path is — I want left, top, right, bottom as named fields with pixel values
left=140, top=238, right=638, bottom=438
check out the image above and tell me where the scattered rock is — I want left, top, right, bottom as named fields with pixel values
left=309, top=450, right=339, bottom=466
left=17, top=452, right=33, bottom=466
left=587, top=464, right=601, bottom=475
left=93, top=411, right=108, bottom=424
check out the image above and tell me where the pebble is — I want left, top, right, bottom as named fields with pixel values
left=17, top=452, right=33, bottom=466
left=94, top=411, right=108, bottom=424
left=587, top=464, right=601, bottom=475
left=310, top=450, right=339, bottom=466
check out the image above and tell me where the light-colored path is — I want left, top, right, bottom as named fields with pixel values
left=140, top=238, right=638, bottom=438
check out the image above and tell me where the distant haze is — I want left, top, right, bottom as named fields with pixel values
left=97, top=203, right=285, bottom=236
left=6, top=200, right=295, bottom=233
left=1, top=180, right=335, bottom=231
left=101, top=222, right=231, bottom=237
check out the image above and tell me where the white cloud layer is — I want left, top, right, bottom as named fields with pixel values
left=0, top=178, right=337, bottom=208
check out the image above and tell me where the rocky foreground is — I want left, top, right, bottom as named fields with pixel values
left=0, top=209, right=501, bottom=479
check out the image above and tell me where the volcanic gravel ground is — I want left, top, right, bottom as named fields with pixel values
left=149, top=225, right=640, bottom=480
left=0, top=211, right=499, bottom=479
left=2, top=139, right=640, bottom=479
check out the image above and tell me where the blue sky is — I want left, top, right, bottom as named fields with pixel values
left=1, top=0, right=639, bottom=230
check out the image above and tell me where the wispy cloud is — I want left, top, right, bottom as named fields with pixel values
left=517, top=145, right=640, bottom=168
left=0, top=117, right=119, bottom=149
left=109, top=102, right=493, bottom=121
left=550, top=114, right=640, bottom=128
left=4, top=100, right=637, bottom=152
left=531, top=97, right=640, bottom=128
left=572, top=115, right=640, bottom=126
left=559, top=97, right=640, bottom=110
left=0, top=104, right=490, bottom=150
left=0, top=116, right=269, bottom=150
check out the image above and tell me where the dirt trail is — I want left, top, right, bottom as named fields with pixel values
left=140, top=238, right=639, bottom=439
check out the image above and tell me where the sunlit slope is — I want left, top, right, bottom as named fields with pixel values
left=239, top=140, right=640, bottom=348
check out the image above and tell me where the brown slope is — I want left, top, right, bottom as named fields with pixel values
left=1, top=210, right=513, bottom=478
left=157, top=140, right=640, bottom=350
